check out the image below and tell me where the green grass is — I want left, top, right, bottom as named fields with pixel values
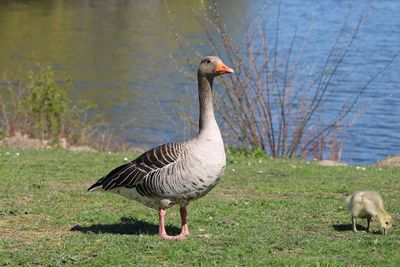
left=0, top=147, right=399, bottom=266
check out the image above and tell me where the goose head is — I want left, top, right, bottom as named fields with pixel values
left=379, top=213, right=393, bottom=235
left=198, top=56, right=234, bottom=79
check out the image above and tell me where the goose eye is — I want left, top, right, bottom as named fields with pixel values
left=386, top=222, right=389, bottom=225
left=206, top=59, right=212, bottom=64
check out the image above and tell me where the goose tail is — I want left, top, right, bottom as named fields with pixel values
left=345, top=195, right=352, bottom=205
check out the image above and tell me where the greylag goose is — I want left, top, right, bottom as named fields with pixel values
left=88, top=56, right=234, bottom=240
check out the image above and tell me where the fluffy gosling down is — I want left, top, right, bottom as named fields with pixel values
left=346, top=190, right=393, bottom=234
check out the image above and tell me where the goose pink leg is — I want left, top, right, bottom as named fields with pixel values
left=158, top=208, right=189, bottom=240
left=179, top=207, right=189, bottom=236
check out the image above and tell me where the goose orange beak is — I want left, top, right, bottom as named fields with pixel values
left=216, top=62, right=234, bottom=74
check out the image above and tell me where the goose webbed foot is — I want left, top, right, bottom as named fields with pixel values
left=159, top=232, right=187, bottom=240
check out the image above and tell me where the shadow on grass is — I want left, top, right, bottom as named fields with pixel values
left=71, top=217, right=181, bottom=236
left=332, top=224, right=358, bottom=232
left=332, top=224, right=382, bottom=234
left=332, top=223, right=368, bottom=232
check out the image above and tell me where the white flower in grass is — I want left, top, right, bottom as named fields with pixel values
left=123, top=157, right=129, bottom=162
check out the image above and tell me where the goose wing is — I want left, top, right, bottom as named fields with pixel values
left=87, top=142, right=185, bottom=193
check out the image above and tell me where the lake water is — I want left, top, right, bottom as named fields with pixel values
left=0, top=0, right=399, bottom=164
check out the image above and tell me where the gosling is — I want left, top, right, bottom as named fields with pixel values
left=346, top=190, right=392, bottom=234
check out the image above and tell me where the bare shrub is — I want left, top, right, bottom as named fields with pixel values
left=167, top=0, right=400, bottom=160
left=0, top=76, right=24, bottom=138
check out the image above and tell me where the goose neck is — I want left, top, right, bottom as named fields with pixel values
left=197, top=74, right=218, bottom=136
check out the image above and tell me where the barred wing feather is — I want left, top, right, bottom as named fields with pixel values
left=87, top=142, right=185, bottom=193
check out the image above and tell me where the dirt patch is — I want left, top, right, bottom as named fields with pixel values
left=217, top=188, right=262, bottom=200
left=0, top=132, right=96, bottom=152
left=0, top=132, right=48, bottom=149
left=270, top=247, right=303, bottom=255
left=315, top=160, right=347, bottom=167
left=0, top=132, right=145, bottom=153
left=0, top=214, right=75, bottom=241
left=375, top=156, right=400, bottom=168
left=68, top=145, right=97, bottom=152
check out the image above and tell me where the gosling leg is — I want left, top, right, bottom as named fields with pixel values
left=352, top=217, right=358, bottom=232
left=366, top=217, right=371, bottom=233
